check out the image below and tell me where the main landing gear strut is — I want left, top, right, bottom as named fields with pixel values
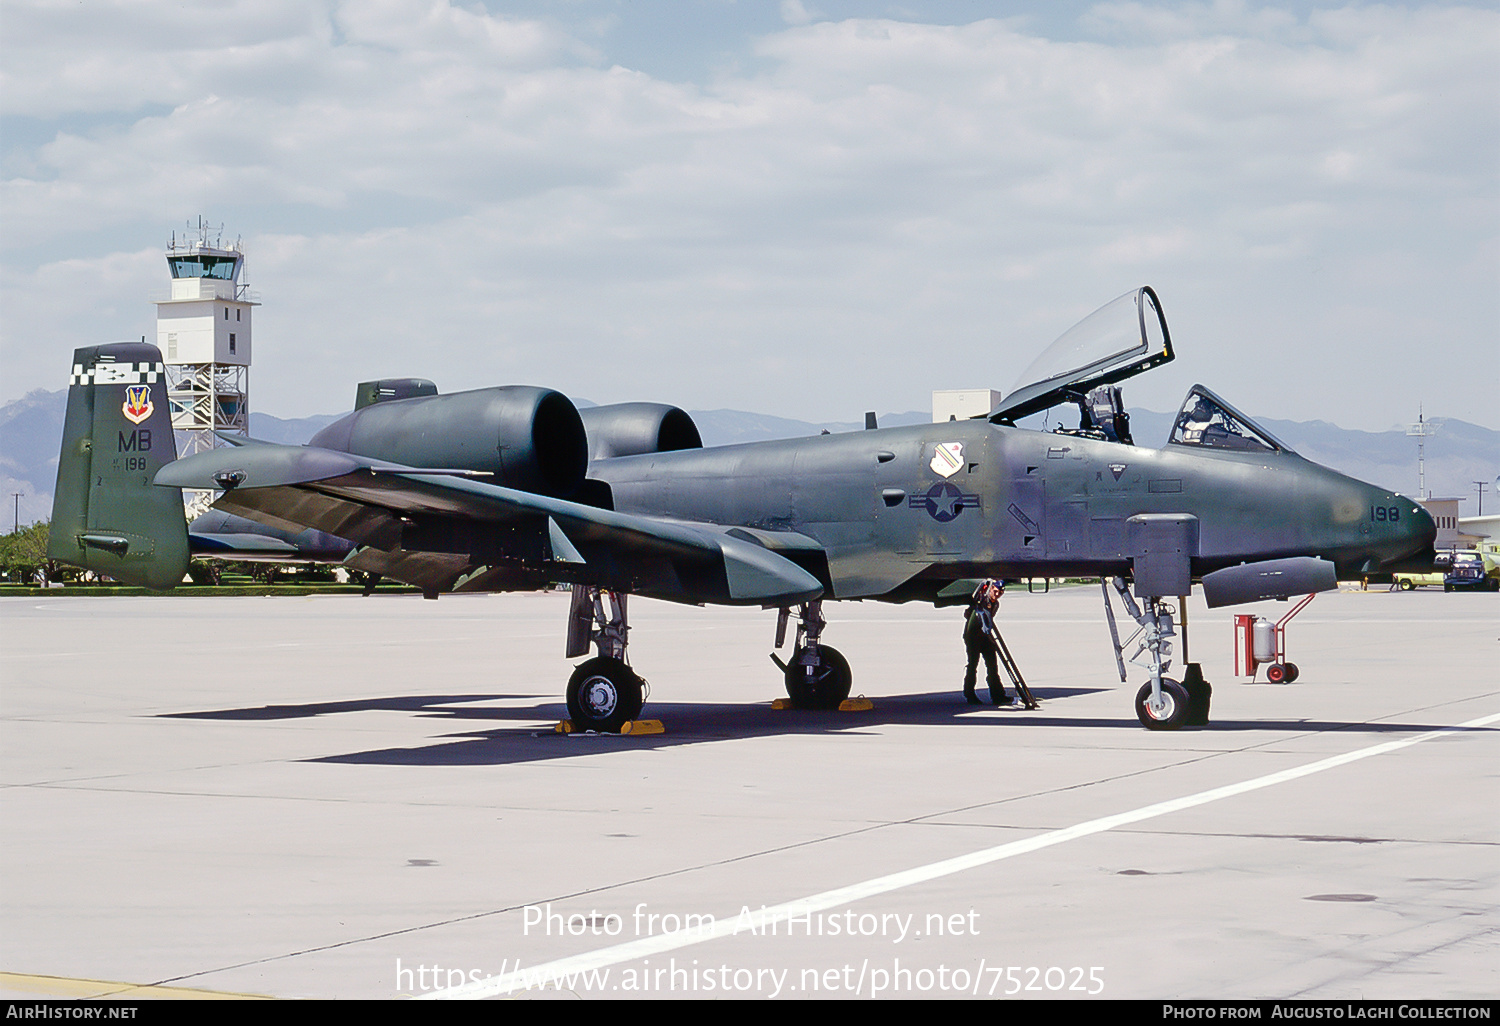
left=770, top=600, right=852, bottom=709
left=564, top=585, right=646, bottom=732
left=1102, top=577, right=1211, bottom=731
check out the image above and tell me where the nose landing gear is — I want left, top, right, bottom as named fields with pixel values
left=1104, top=578, right=1211, bottom=730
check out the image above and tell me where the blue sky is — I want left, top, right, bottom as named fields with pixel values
left=2, top=1, right=1496, bottom=430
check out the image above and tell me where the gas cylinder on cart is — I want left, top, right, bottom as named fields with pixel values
left=1251, top=617, right=1276, bottom=663
left=1234, top=614, right=1278, bottom=676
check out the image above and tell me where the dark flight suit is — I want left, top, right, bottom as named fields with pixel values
left=963, top=588, right=1010, bottom=705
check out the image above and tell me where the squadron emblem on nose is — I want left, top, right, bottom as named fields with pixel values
left=930, top=442, right=964, bottom=478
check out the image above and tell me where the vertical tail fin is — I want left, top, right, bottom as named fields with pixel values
left=47, top=343, right=189, bottom=588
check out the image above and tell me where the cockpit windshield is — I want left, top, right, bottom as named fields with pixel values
left=1168, top=385, right=1291, bottom=454
left=990, top=286, right=1173, bottom=424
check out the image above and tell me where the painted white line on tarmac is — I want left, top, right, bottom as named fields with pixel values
left=424, top=711, right=1500, bottom=999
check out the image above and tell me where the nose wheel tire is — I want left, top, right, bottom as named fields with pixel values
left=567, top=656, right=645, bottom=733
left=1135, top=678, right=1191, bottom=731
left=784, top=645, right=852, bottom=710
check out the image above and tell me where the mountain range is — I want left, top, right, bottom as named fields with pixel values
left=2, top=388, right=1495, bottom=530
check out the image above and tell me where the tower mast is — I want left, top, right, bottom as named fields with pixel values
left=154, top=218, right=258, bottom=517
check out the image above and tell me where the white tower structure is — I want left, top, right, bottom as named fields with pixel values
left=154, top=222, right=258, bottom=516
left=1406, top=404, right=1438, bottom=500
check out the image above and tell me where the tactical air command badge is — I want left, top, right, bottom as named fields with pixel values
left=930, top=442, right=964, bottom=478
left=122, top=384, right=154, bottom=425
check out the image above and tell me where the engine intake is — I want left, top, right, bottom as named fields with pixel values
left=309, top=386, right=588, bottom=498
left=579, top=403, right=703, bottom=461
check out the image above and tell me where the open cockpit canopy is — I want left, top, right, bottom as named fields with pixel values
left=990, top=286, right=1173, bottom=425
left=1167, top=385, right=1292, bottom=454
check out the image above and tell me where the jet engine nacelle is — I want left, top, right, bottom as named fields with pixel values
left=309, top=386, right=588, bottom=498
left=579, top=402, right=703, bottom=461
left=1201, top=557, right=1338, bottom=608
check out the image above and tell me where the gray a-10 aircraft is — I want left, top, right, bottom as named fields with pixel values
left=49, top=287, right=1435, bottom=731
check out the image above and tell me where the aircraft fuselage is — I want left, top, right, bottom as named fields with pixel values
left=592, top=419, right=1434, bottom=601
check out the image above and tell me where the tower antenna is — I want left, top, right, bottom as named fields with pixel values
left=1406, top=405, right=1438, bottom=499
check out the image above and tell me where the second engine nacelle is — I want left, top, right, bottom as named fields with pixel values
left=579, top=402, right=703, bottom=461
left=309, top=386, right=588, bottom=498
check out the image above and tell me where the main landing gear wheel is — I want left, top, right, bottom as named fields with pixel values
left=1135, top=678, right=1191, bottom=731
left=784, top=646, right=852, bottom=710
left=566, top=656, right=644, bottom=733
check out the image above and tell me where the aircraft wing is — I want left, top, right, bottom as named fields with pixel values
left=157, top=439, right=824, bottom=605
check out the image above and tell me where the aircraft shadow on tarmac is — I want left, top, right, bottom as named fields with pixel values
left=155, top=689, right=1488, bottom=767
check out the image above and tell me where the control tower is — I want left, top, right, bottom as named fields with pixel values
left=154, top=222, right=258, bottom=515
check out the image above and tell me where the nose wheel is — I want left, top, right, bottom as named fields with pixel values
left=1135, top=678, right=1190, bottom=730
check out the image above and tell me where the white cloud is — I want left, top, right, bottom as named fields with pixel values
left=780, top=1, right=819, bottom=28
left=1, top=2, right=1496, bottom=431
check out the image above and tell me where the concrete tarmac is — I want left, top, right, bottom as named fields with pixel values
left=1, top=585, right=1495, bottom=1000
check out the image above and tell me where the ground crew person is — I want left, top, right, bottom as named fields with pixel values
left=963, top=579, right=1012, bottom=705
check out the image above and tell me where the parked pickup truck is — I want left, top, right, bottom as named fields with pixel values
left=1444, top=550, right=1499, bottom=592
left=1392, top=571, right=1445, bottom=591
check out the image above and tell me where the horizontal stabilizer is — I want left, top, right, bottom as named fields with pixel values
left=189, top=533, right=300, bottom=556
left=157, top=442, right=363, bottom=490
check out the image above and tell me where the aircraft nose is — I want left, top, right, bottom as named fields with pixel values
left=1373, top=490, right=1436, bottom=569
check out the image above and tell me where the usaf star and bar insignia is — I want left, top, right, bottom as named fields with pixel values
left=915, top=442, right=980, bottom=522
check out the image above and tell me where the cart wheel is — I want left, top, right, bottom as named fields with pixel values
left=1265, top=663, right=1287, bottom=684
left=1283, top=662, right=1299, bottom=683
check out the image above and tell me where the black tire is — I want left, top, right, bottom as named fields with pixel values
left=1444, top=583, right=1453, bottom=593
left=1490, top=579, right=1499, bottom=592
left=783, top=645, right=852, bottom=710
left=1398, top=579, right=1414, bottom=591
left=1266, top=663, right=1287, bottom=684
left=1283, top=662, right=1300, bottom=683
left=1135, top=678, right=1190, bottom=731
left=566, top=656, right=644, bottom=733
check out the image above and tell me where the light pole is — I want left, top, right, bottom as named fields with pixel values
left=11, top=493, right=21, bottom=534
left=1476, top=482, right=1488, bottom=517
